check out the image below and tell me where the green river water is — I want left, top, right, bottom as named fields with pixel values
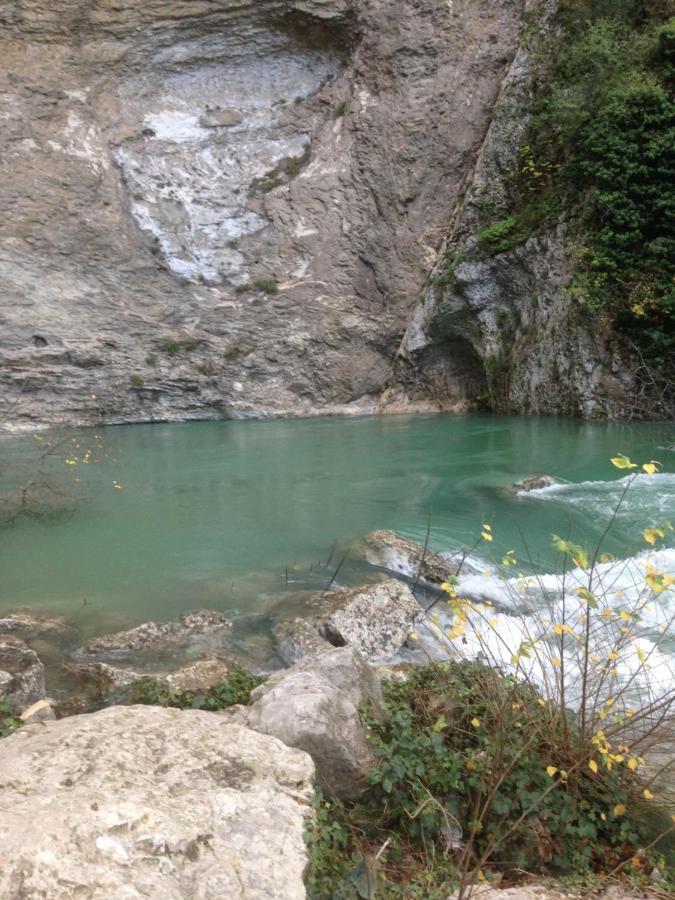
left=0, top=414, right=673, bottom=638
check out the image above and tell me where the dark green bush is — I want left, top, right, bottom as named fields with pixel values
left=306, top=661, right=664, bottom=897
left=159, top=338, right=199, bottom=356
left=253, top=279, right=279, bottom=295
left=478, top=2, right=675, bottom=369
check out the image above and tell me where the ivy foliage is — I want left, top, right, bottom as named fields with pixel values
left=0, top=698, right=23, bottom=739
left=306, top=661, right=667, bottom=898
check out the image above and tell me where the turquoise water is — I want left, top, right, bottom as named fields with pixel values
left=0, top=414, right=673, bottom=634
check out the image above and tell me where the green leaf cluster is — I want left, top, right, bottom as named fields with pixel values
left=0, top=698, right=23, bottom=739
left=306, top=661, right=659, bottom=897
left=479, top=1, right=675, bottom=371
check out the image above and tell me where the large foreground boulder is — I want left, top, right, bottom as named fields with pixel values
left=0, top=636, right=45, bottom=711
left=241, top=647, right=381, bottom=800
left=0, top=705, right=314, bottom=899
left=309, top=579, right=422, bottom=662
left=352, top=530, right=456, bottom=584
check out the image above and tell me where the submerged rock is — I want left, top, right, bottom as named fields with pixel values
left=353, top=529, right=456, bottom=585
left=0, top=636, right=45, bottom=711
left=77, top=609, right=234, bottom=662
left=0, top=706, right=314, bottom=899
left=273, top=617, right=333, bottom=666
left=0, top=611, right=78, bottom=645
left=242, top=647, right=380, bottom=799
left=310, top=578, right=423, bottom=662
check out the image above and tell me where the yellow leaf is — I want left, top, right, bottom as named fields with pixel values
left=482, top=523, right=492, bottom=532
left=589, top=760, right=598, bottom=774
left=643, top=528, right=658, bottom=545
left=409, top=632, right=419, bottom=641
left=642, top=461, right=661, bottom=475
left=614, top=804, right=626, bottom=817
left=610, top=454, right=637, bottom=470
left=471, top=718, right=481, bottom=728
left=481, top=531, right=493, bottom=542
left=546, top=766, right=557, bottom=777
left=538, top=698, right=545, bottom=706
left=552, top=657, right=561, bottom=667
left=627, top=758, right=638, bottom=770
left=643, top=789, right=654, bottom=800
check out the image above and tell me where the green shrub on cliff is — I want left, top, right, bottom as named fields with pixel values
left=479, top=2, right=675, bottom=373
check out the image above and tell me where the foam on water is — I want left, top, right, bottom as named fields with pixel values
left=416, top=548, right=675, bottom=706
left=520, top=472, right=675, bottom=519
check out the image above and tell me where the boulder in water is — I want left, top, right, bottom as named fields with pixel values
left=273, top=617, right=333, bottom=665
left=353, top=529, right=457, bottom=584
left=309, top=578, right=423, bottom=662
left=508, top=475, right=558, bottom=494
left=77, top=609, right=234, bottom=662
left=242, top=646, right=381, bottom=799
left=0, top=706, right=314, bottom=899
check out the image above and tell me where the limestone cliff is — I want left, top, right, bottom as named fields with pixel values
left=0, top=0, right=528, bottom=427
left=394, top=0, right=639, bottom=418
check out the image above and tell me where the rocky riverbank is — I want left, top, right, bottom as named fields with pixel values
left=1, top=526, right=673, bottom=898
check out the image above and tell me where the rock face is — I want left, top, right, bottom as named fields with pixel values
left=353, top=530, right=456, bottom=585
left=243, top=646, right=380, bottom=799
left=0, top=636, right=46, bottom=711
left=60, top=655, right=237, bottom=715
left=397, top=0, right=637, bottom=417
left=78, top=609, right=233, bottom=662
left=0, top=611, right=78, bottom=645
left=310, top=578, right=422, bottom=661
left=273, top=617, right=333, bottom=666
left=0, top=0, right=530, bottom=427
left=0, top=705, right=314, bottom=899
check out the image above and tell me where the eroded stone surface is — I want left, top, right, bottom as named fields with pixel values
left=273, top=617, right=333, bottom=665
left=0, top=0, right=528, bottom=428
left=59, top=654, right=237, bottom=715
left=78, top=609, right=233, bottom=661
left=0, top=705, right=314, bottom=899
left=310, top=579, right=422, bottom=661
left=0, top=636, right=45, bottom=711
left=353, top=530, right=456, bottom=585
left=243, top=646, right=380, bottom=798
left=398, top=0, right=638, bottom=417
left=0, top=611, right=78, bottom=645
